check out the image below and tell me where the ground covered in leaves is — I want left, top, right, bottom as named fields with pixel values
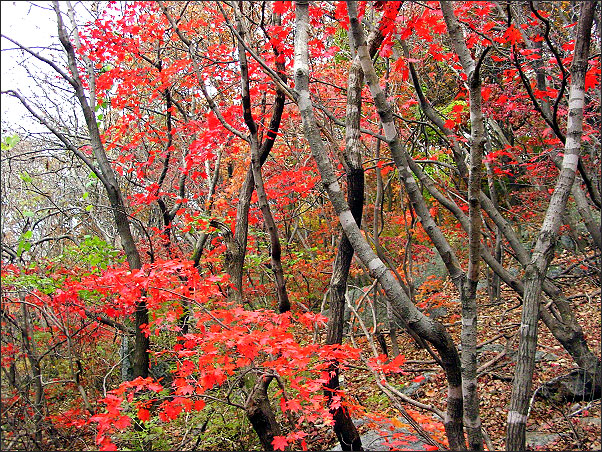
left=337, top=249, right=601, bottom=451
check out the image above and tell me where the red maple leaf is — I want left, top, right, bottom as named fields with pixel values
left=137, top=408, right=150, bottom=422
left=272, top=435, right=288, bottom=451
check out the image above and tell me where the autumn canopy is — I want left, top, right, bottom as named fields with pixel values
left=1, top=1, right=600, bottom=451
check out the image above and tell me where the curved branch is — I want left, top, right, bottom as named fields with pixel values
left=1, top=34, right=77, bottom=89
left=1, top=90, right=106, bottom=185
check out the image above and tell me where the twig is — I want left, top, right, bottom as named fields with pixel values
left=477, top=350, right=507, bottom=375
left=347, top=298, right=447, bottom=449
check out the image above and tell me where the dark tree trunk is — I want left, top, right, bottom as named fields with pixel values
left=325, top=168, right=364, bottom=451
left=295, top=3, right=467, bottom=449
left=52, top=2, right=149, bottom=380
left=323, top=6, right=399, bottom=448
left=245, top=375, right=281, bottom=451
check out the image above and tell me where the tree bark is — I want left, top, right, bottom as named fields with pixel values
left=52, top=1, right=148, bottom=379
left=295, top=3, right=466, bottom=449
left=245, top=375, right=281, bottom=451
left=506, top=3, right=595, bottom=449
left=228, top=5, right=290, bottom=449
left=234, top=2, right=290, bottom=313
left=403, top=23, right=601, bottom=399
left=19, top=297, right=44, bottom=449
left=323, top=18, right=372, bottom=448
left=440, top=2, right=486, bottom=448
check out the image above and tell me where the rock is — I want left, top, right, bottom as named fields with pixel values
left=331, top=419, right=428, bottom=451
left=477, top=279, right=488, bottom=290
left=546, top=266, right=563, bottom=278
left=400, top=372, right=436, bottom=397
left=150, top=360, right=173, bottom=386
left=578, top=416, right=601, bottom=427
left=539, top=368, right=602, bottom=403
left=508, top=267, right=520, bottom=277
left=476, top=345, right=557, bottom=363
left=525, top=432, right=560, bottom=448
left=426, top=306, right=447, bottom=320
left=479, top=343, right=505, bottom=353
left=559, top=234, right=576, bottom=251
left=535, top=351, right=559, bottom=362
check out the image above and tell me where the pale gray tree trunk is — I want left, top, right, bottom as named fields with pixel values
left=507, top=1, right=602, bottom=231
left=295, top=2, right=466, bottom=449
left=323, top=9, right=397, bottom=449
left=440, top=2, right=487, bottom=448
left=403, top=21, right=601, bottom=400
left=33, top=2, right=150, bottom=380
left=506, top=3, right=595, bottom=450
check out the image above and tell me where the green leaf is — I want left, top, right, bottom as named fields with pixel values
left=16, top=230, right=33, bottom=257
left=1, top=134, right=20, bottom=151
left=86, top=205, right=93, bottom=212
left=23, top=210, right=34, bottom=218
left=19, top=171, right=32, bottom=183
left=83, top=192, right=89, bottom=199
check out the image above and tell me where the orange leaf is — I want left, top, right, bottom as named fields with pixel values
left=137, top=408, right=150, bottom=422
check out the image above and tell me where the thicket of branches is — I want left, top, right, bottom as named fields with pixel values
left=1, top=1, right=600, bottom=451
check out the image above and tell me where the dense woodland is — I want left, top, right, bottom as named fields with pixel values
left=1, top=1, right=600, bottom=451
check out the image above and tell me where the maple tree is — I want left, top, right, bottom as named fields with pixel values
left=1, top=1, right=600, bottom=451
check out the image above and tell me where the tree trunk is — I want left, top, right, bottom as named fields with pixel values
left=506, top=3, right=595, bottom=449
left=404, top=17, right=601, bottom=401
left=228, top=5, right=290, bottom=449
left=245, top=375, right=281, bottom=451
left=224, top=4, right=287, bottom=302
left=440, top=2, right=487, bottom=448
left=234, top=2, right=289, bottom=313
left=322, top=7, right=399, bottom=447
left=52, top=2, right=148, bottom=379
left=295, top=3, right=466, bottom=449
left=19, top=297, right=44, bottom=449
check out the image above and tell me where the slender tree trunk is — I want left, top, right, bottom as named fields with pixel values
left=250, top=134, right=291, bottom=313
left=404, top=22, right=601, bottom=398
left=19, top=297, right=44, bottom=449
left=322, top=9, right=399, bottom=448
left=325, top=149, right=364, bottom=449
left=52, top=2, right=149, bottom=379
left=484, top=147, right=502, bottom=303
left=245, top=375, right=281, bottom=451
left=234, top=2, right=289, bottom=313
left=223, top=5, right=287, bottom=302
left=506, top=4, right=595, bottom=449
left=228, top=5, right=291, bottom=449
left=226, top=170, right=255, bottom=296
left=440, top=2, right=487, bottom=448
left=326, top=197, right=363, bottom=450
left=295, top=3, right=466, bottom=449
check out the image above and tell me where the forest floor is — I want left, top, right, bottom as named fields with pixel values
left=17, top=250, right=599, bottom=451
left=326, top=249, right=601, bottom=451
